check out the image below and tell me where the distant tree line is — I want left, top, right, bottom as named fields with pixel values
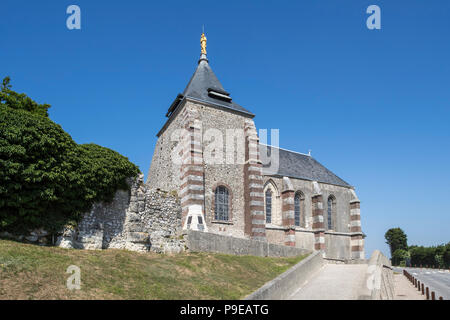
left=385, top=227, right=450, bottom=268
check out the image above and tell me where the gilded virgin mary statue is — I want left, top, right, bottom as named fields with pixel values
left=200, top=33, right=207, bottom=55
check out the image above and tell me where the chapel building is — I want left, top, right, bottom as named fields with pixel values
left=147, top=34, right=364, bottom=260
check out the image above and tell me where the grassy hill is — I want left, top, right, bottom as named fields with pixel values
left=0, top=239, right=307, bottom=300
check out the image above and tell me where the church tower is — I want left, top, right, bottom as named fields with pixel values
left=147, top=34, right=266, bottom=241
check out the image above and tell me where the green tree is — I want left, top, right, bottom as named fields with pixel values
left=410, top=246, right=438, bottom=267
left=392, top=249, right=410, bottom=266
left=410, top=246, right=424, bottom=267
left=0, top=106, right=76, bottom=231
left=408, top=243, right=450, bottom=268
left=66, top=143, right=141, bottom=206
left=385, top=227, right=408, bottom=258
left=0, top=76, right=50, bottom=117
left=0, top=78, right=140, bottom=234
left=443, top=243, right=450, bottom=268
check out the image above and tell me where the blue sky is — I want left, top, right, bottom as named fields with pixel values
left=1, top=0, right=449, bottom=258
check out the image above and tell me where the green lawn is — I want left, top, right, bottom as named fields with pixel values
left=0, top=239, right=307, bottom=300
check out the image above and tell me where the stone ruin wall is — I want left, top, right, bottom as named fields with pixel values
left=56, top=174, right=186, bottom=254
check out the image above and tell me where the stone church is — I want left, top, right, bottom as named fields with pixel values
left=147, top=34, right=365, bottom=260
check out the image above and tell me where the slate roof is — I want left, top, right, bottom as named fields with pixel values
left=260, top=144, right=352, bottom=188
left=166, top=55, right=254, bottom=118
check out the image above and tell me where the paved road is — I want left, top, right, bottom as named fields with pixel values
left=394, top=267, right=450, bottom=300
left=289, top=264, right=368, bottom=300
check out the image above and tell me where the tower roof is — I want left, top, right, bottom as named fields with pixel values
left=165, top=33, right=254, bottom=119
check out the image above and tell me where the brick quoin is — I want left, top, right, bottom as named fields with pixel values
left=282, top=188, right=295, bottom=247
left=244, top=119, right=265, bottom=241
left=312, top=194, right=325, bottom=251
left=179, top=107, right=205, bottom=228
left=350, top=199, right=364, bottom=259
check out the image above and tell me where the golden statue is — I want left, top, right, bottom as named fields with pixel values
left=200, top=33, right=207, bottom=55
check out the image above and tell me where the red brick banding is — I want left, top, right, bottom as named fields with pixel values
left=243, top=119, right=265, bottom=240
left=312, top=193, right=325, bottom=251
left=179, top=106, right=205, bottom=228
left=282, top=187, right=295, bottom=247
left=350, top=199, right=364, bottom=259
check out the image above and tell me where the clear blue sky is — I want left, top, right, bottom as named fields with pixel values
left=1, top=0, right=449, bottom=258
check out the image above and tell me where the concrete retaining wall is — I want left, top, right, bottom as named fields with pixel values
left=186, top=230, right=310, bottom=257
left=358, top=250, right=395, bottom=300
left=244, top=251, right=324, bottom=300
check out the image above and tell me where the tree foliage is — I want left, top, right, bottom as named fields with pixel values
left=0, top=106, right=74, bottom=231
left=1, top=77, right=50, bottom=117
left=443, top=244, right=450, bottom=267
left=409, top=243, right=450, bottom=268
left=385, top=227, right=449, bottom=268
left=392, top=249, right=410, bottom=266
left=385, top=227, right=408, bottom=257
left=0, top=78, right=140, bottom=234
left=68, top=143, right=141, bottom=205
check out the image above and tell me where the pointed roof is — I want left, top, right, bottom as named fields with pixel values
left=165, top=35, right=254, bottom=119
left=180, top=55, right=253, bottom=116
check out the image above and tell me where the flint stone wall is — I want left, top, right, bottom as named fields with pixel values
left=57, top=175, right=185, bottom=253
left=147, top=100, right=252, bottom=239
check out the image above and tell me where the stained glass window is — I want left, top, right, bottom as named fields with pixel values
left=265, top=189, right=272, bottom=223
left=215, top=186, right=229, bottom=221
left=328, top=196, right=334, bottom=230
left=295, top=193, right=302, bottom=227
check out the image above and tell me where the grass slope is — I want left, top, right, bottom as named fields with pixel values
left=0, top=240, right=307, bottom=300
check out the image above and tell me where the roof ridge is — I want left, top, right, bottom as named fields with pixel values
left=259, top=143, right=352, bottom=188
left=259, top=143, right=311, bottom=157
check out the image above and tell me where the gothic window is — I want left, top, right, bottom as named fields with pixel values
left=265, top=189, right=272, bottom=223
left=214, top=186, right=229, bottom=221
left=263, top=179, right=280, bottom=225
left=294, top=192, right=304, bottom=227
left=327, top=195, right=336, bottom=230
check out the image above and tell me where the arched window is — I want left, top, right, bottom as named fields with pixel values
left=265, top=189, right=272, bottom=223
left=327, top=195, right=336, bottom=230
left=215, top=186, right=229, bottom=221
left=263, top=179, right=281, bottom=225
left=294, top=192, right=304, bottom=227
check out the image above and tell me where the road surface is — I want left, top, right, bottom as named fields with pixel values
left=394, top=267, right=450, bottom=300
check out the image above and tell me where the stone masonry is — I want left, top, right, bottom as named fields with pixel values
left=281, top=177, right=295, bottom=247
left=143, top=36, right=365, bottom=260
left=244, top=118, right=266, bottom=241
left=57, top=174, right=185, bottom=254
left=1, top=34, right=365, bottom=261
